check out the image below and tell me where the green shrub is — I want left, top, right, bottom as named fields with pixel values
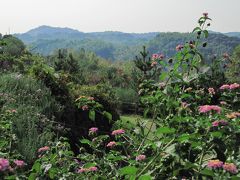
left=0, top=73, right=61, bottom=163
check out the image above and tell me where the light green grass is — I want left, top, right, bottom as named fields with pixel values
left=120, top=115, right=156, bottom=138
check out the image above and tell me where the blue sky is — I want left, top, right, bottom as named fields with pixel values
left=0, top=0, right=239, bottom=34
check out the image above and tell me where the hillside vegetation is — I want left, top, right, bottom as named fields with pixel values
left=16, top=26, right=240, bottom=61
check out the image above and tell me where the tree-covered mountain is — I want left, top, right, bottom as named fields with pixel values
left=225, top=32, right=240, bottom=38
left=15, top=26, right=240, bottom=61
left=147, top=32, right=240, bottom=61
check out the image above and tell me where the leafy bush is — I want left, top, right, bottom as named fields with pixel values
left=0, top=73, right=61, bottom=162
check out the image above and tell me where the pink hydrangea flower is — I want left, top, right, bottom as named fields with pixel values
left=223, top=163, right=238, bottom=174
left=14, top=160, right=25, bottom=168
left=212, top=120, right=228, bottom=127
left=82, top=105, right=89, bottom=111
left=211, top=106, right=222, bottom=114
left=203, top=12, right=208, bottom=18
left=230, top=83, right=240, bottom=90
left=212, top=121, right=219, bottom=127
left=220, top=84, right=230, bottom=90
left=77, top=168, right=88, bottom=173
left=77, top=166, right=98, bottom=173
left=176, top=44, right=184, bottom=51
left=106, top=141, right=117, bottom=148
left=136, top=155, right=146, bottom=161
left=207, top=160, right=223, bottom=169
left=0, top=158, right=9, bottom=172
left=89, top=127, right=98, bottom=134
left=151, top=61, right=157, bottom=67
left=38, top=146, right=50, bottom=153
left=208, top=88, right=215, bottom=95
left=152, top=53, right=164, bottom=60
left=198, top=105, right=221, bottom=114
left=152, top=54, right=159, bottom=60
left=89, top=166, right=98, bottom=171
left=111, top=129, right=125, bottom=135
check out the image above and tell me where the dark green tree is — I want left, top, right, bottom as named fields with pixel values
left=134, top=46, right=156, bottom=83
left=54, top=49, right=79, bottom=74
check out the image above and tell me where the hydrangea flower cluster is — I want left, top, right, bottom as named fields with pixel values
left=0, top=158, right=10, bottom=172
left=136, top=155, right=146, bottom=161
left=111, top=129, right=125, bottom=136
left=198, top=105, right=221, bottom=114
left=78, top=166, right=98, bottom=173
left=207, top=160, right=223, bottom=169
left=176, top=44, right=184, bottom=51
left=208, top=88, right=215, bottom=95
left=0, top=158, right=25, bottom=172
left=38, top=146, right=50, bottom=153
left=89, top=127, right=98, bottom=134
left=106, top=141, right=117, bottom=148
left=212, top=120, right=228, bottom=127
left=151, top=61, right=158, bottom=67
left=220, top=83, right=240, bottom=90
left=152, top=53, right=164, bottom=60
left=207, top=160, right=238, bottom=174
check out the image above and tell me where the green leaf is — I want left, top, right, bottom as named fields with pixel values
left=28, top=173, right=37, bottom=180
left=211, top=131, right=222, bottom=138
left=177, top=134, right=190, bottom=142
left=139, top=175, right=152, bottom=180
left=49, top=168, right=58, bottom=179
left=200, top=169, right=214, bottom=177
left=84, top=162, right=97, bottom=168
left=119, top=166, right=138, bottom=176
left=156, top=127, right=176, bottom=134
left=80, top=139, right=92, bottom=145
left=32, top=161, right=41, bottom=172
left=143, top=109, right=149, bottom=118
left=89, top=110, right=95, bottom=121
left=192, top=27, right=201, bottom=33
left=231, top=176, right=240, bottom=180
left=159, top=72, right=168, bottom=81
left=203, top=30, right=209, bottom=38
left=103, top=111, right=112, bottom=121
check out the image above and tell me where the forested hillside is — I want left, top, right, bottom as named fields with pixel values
left=148, top=32, right=240, bottom=63
left=15, top=26, right=158, bottom=60
left=15, top=26, right=240, bottom=61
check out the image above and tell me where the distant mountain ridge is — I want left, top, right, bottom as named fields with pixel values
left=16, top=25, right=159, bottom=45
left=15, top=25, right=240, bottom=60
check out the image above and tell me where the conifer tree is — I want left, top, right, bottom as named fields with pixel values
left=134, top=46, right=156, bottom=83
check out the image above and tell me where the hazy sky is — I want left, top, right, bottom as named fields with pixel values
left=0, top=0, right=240, bottom=34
